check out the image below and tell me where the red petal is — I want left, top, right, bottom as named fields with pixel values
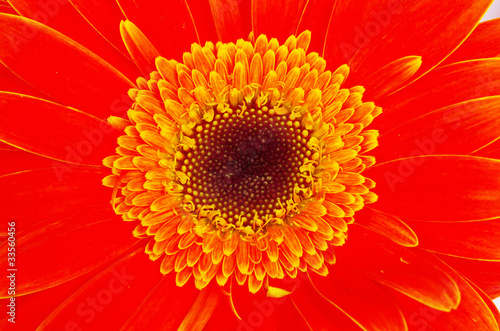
left=120, top=20, right=160, bottom=75
left=230, top=280, right=278, bottom=330
left=69, top=0, right=130, bottom=56
left=272, top=296, right=313, bottom=331
left=208, top=0, right=244, bottom=42
left=0, top=206, right=137, bottom=297
left=365, top=156, right=500, bottom=222
left=321, top=0, right=492, bottom=85
left=0, top=14, right=134, bottom=119
left=336, top=224, right=460, bottom=312
left=404, top=218, right=500, bottom=261
left=0, top=92, right=120, bottom=165
left=355, top=207, right=418, bottom=247
left=389, top=252, right=499, bottom=331
left=291, top=275, right=363, bottom=331
left=120, top=273, right=200, bottom=330
left=0, top=265, right=97, bottom=329
left=178, top=284, right=221, bottom=330
left=117, top=0, right=201, bottom=60
left=297, top=0, right=336, bottom=54
left=0, top=141, right=15, bottom=150
left=469, top=281, right=500, bottom=328
left=252, top=0, right=308, bottom=43
left=307, top=266, right=407, bottom=330
left=362, top=56, right=422, bottom=100
left=374, top=96, right=500, bottom=163
left=442, top=18, right=500, bottom=65
left=0, top=63, right=50, bottom=99
left=185, top=0, right=219, bottom=44
left=0, top=2, right=15, bottom=14
left=235, top=0, right=252, bottom=38
left=376, top=58, right=500, bottom=133
left=38, top=248, right=163, bottom=330
left=0, top=148, right=53, bottom=177
left=473, top=139, right=500, bottom=159
left=230, top=278, right=312, bottom=331
left=437, top=254, right=500, bottom=298
left=1, top=168, right=112, bottom=227
left=8, top=0, right=138, bottom=80
left=203, top=294, right=240, bottom=331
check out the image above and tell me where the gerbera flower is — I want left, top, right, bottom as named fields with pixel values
left=1, top=0, right=500, bottom=329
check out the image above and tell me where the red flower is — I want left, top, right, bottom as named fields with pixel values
left=1, top=1, right=500, bottom=330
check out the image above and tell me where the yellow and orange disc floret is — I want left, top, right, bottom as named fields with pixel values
left=103, top=31, right=381, bottom=293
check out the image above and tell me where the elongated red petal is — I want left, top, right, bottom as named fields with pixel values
left=355, top=208, right=418, bottom=247
left=0, top=141, right=14, bottom=150
left=362, top=56, right=422, bottom=100
left=0, top=148, right=53, bottom=177
left=178, top=284, right=221, bottom=330
left=117, top=0, right=201, bottom=60
left=437, top=254, right=500, bottom=298
left=365, top=156, right=500, bottom=222
left=308, top=267, right=407, bottom=330
left=0, top=265, right=98, bottom=329
left=405, top=218, right=500, bottom=261
left=230, top=277, right=312, bottom=331
left=320, top=0, right=492, bottom=86
left=1, top=168, right=111, bottom=226
left=38, top=248, right=162, bottom=330
left=390, top=252, right=499, bottom=331
left=336, top=224, right=460, bottom=312
left=0, top=1, right=15, bottom=14
left=8, top=0, right=138, bottom=80
left=252, top=0, right=308, bottom=43
left=120, top=273, right=200, bottom=330
left=229, top=278, right=274, bottom=325
left=374, top=96, right=500, bottom=163
left=291, top=276, right=365, bottom=331
left=208, top=0, right=244, bottom=42
left=0, top=92, right=120, bottom=165
left=376, top=58, right=500, bottom=133
left=272, top=296, right=313, bottom=331
left=0, top=63, right=49, bottom=98
left=297, top=0, right=337, bottom=53
left=468, top=282, right=500, bottom=328
left=442, top=18, right=500, bottom=65
left=202, top=294, right=240, bottom=331
left=0, top=14, right=134, bottom=119
left=473, top=139, right=500, bottom=159
left=120, top=20, right=160, bottom=75
left=69, top=0, right=130, bottom=55
left=0, top=207, right=137, bottom=297
left=185, top=0, right=219, bottom=43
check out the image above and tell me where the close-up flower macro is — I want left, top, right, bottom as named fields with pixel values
left=1, top=0, right=500, bottom=330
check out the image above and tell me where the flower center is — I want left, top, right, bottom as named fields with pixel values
left=182, top=107, right=312, bottom=229
left=103, top=31, right=381, bottom=293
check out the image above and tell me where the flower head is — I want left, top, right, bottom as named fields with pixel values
left=102, top=30, right=382, bottom=293
left=0, top=0, right=500, bottom=330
